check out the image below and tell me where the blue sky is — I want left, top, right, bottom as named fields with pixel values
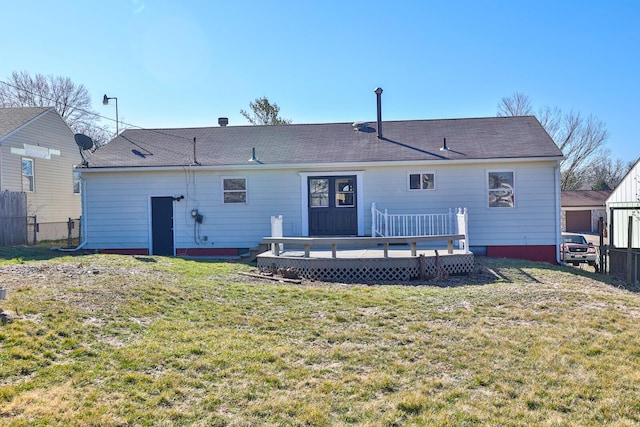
left=2, top=0, right=638, bottom=161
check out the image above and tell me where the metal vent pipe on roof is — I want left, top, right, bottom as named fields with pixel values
left=374, top=87, right=383, bottom=138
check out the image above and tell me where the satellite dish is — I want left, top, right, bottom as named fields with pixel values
left=74, top=134, right=94, bottom=166
left=74, top=133, right=94, bottom=150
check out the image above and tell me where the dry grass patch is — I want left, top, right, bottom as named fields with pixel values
left=0, top=254, right=639, bottom=425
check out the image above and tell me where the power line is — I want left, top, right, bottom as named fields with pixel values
left=0, top=78, right=194, bottom=143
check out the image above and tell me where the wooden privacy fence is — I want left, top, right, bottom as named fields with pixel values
left=0, top=191, right=28, bottom=246
left=607, top=216, right=639, bottom=288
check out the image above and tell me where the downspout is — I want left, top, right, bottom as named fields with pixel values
left=555, top=163, right=566, bottom=265
left=57, top=170, right=88, bottom=251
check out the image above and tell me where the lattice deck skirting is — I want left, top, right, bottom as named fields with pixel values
left=257, top=252, right=475, bottom=283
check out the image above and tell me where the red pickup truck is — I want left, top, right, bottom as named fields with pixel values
left=561, top=233, right=597, bottom=266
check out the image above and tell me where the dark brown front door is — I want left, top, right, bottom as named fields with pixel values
left=308, top=176, right=357, bottom=236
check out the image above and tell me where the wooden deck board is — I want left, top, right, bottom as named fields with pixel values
left=262, top=235, right=466, bottom=257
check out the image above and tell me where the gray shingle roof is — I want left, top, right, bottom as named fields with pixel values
left=562, top=190, right=611, bottom=207
left=83, top=116, right=562, bottom=168
left=0, top=107, right=52, bottom=140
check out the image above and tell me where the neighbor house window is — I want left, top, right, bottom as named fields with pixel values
left=408, top=172, right=435, bottom=190
left=22, top=158, right=34, bottom=192
left=488, top=171, right=514, bottom=208
left=223, top=177, right=247, bottom=203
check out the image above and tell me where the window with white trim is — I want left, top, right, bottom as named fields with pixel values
left=408, top=172, right=435, bottom=190
left=222, top=177, right=247, bottom=204
left=22, top=158, right=34, bottom=192
left=488, top=171, right=514, bottom=208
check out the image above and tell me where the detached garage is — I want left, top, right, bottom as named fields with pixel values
left=566, top=210, right=592, bottom=232
left=561, top=190, right=610, bottom=233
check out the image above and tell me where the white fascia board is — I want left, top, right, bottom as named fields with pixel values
left=76, top=156, right=563, bottom=174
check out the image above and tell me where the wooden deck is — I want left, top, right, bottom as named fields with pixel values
left=261, top=234, right=465, bottom=258
left=257, top=236, right=474, bottom=283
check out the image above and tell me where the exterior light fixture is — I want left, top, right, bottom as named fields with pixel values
left=103, top=94, right=119, bottom=135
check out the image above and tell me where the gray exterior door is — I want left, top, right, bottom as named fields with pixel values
left=151, top=197, right=174, bottom=256
left=308, top=175, right=357, bottom=236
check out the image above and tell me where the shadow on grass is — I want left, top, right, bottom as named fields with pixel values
left=133, top=256, right=157, bottom=263
left=478, top=256, right=635, bottom=292
left=0, top=244, right=88, bottom=263
left=0, top=244, right=633, bottom=292
left=475, top=265, right=540, bottom=284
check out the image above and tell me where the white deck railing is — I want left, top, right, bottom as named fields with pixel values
left=371, top=203, right=469, bottom=250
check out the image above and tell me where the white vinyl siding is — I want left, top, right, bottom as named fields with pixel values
left=82, top=160, right=560, bottom=251
left=360, top=162, right=557, bottom=247
left=83, top=169, right=304, bottom=250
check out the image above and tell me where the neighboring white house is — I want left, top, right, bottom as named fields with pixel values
left=606, top=158, right=640, bottom=248
left=0, top=107, right=82, bottom=240
left=78, top=108, right=564, bottom=264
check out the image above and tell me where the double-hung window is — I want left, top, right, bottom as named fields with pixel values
left=22, top=158, right=34, bottom=192
left=223, top=177, right=247, bottom=204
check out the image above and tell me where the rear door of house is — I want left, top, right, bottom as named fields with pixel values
left=308, top=175, right=357, bottom=236
left=151, top=196, right=174, bottom=256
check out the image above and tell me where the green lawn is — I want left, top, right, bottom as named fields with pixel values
left=0, top=251, right=639, bottom=426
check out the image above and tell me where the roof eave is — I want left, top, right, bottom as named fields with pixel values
left=76, top=155, right=564, bottom=174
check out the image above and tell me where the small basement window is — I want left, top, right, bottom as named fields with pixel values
left=223, top=177, right=247, bottom=204
left=408, top=172, right=435, bottom=190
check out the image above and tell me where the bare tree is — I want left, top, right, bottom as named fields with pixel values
left=0, top=71, right=110, bottom=145
left=240, top=96, right=291, bottom=125
left=586, top=157, right=634, bottom=190
left=497, top=92, right=533, bottom=116
left=498, top=93, right=609, bottom=190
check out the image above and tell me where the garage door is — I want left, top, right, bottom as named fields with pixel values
left=566, top=210, right=591, bottom=232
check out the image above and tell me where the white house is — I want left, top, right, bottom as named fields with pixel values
left=77, top=105, right=564, bottom=264
left=606, top=158, right=640, bottom=248
left=0, top=107, right=82, bottom=240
